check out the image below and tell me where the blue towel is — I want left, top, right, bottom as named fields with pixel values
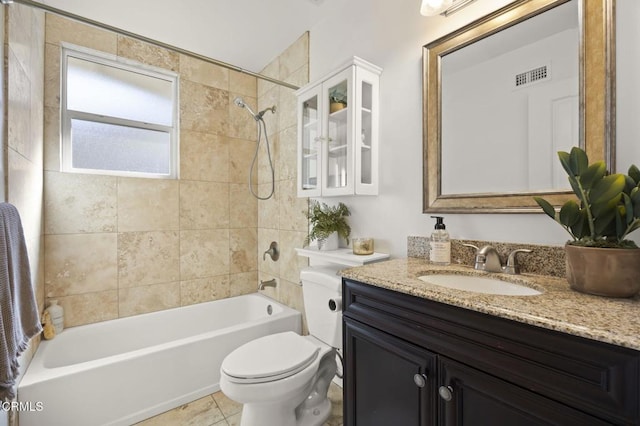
left=0, top=203, right=42, bottom=401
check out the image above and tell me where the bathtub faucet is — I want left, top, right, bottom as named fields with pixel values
left=263, top=241, right=279, bottom=261
left=258, top=279, right=277, bottom=290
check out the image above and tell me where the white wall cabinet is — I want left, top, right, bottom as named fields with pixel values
left=296, top=57, right=381, bottom=197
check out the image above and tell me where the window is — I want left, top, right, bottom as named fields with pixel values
left=61, top=45, right=179, bottom=178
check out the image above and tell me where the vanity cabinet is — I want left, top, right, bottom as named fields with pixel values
left=295, top=57, right=381, bottom=197
left=343, top=279, right=640, bottom=426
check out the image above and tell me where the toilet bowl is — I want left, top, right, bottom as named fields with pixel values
left=220, top=332, right=336, bottom=426
left=220, top=265, right=343, bottom=426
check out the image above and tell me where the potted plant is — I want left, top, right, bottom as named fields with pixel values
left=304, top=201, right=351, bottom=250
left=534, top=147, right=640, bottom=297
left=329, top=87, right=347, bottom=113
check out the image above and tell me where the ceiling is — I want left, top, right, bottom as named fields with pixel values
left=42, top=0, right=337, bottom=72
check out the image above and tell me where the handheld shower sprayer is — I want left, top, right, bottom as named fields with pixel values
left=232, top=97, right=277, bottom=200
left=234, top=97, right=276, bottom=121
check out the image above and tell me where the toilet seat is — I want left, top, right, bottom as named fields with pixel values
left=221, top=332, right=320, bottom=384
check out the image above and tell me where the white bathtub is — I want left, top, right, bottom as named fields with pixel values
left=18, top=293, right=301, bottom=426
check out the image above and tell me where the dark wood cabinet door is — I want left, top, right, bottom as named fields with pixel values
left=438, top=357, right=610, bottom=426
left=344, top=318, right=437, bottom=426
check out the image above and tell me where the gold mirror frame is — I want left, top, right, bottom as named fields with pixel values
left=423, top=0, right=615, bottom=213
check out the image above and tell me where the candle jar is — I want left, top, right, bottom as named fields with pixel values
left=352, top=238, right=374, bottom=255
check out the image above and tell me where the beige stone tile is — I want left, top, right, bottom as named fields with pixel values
left=226, top=412, right=242, bottom=426
left=180, top=229, right=230, bottom=280
left=229, top=184, right=257, bottom=228
left=279, top=279, right=305, bottom=321
left=228, top=93, right=258, bottom=141
left=258, top=182, right=279, bottom=230
left=229, top=138, right=257, bottom=184
left=212, top=391, right=242, bottom=418
left=180, top=275, right=230, bottom=305
left=279, top=178, right=308, bottom=232
left=279, top=230, right=309, bottom=284
left=44, top=43, right=60, bottom=109
left=230, top=228, right=257, bottom=274
left=180, top=54, right=228, bottom=90
left=180, top=80, right=228, bottom=134
left=258, top=58, right=279, bottom=97
left=118, top=231, right=180, bottom=288
left=284, top=62, right=310, bottom=88
left=117, top=178, right=179, bottom=232
left=211, top=275, right=231, bottom=300
left=56, top=290, right=118, bottom=328
left=7, top=49, right=31, bottom=159
left=45, top=13, right=117, bottom=53
left=119, top=281, right=180, bottom=317
left=229, top=271, right=257, bottom=297
left=135, top=395, right=224, bottom=426
left=258, top=228, right=280, bottom=278
left=44, top=233, right=118, bottom=297
left=43, top=106, right=60, bottom=171
left=279, top=32, right=309, bottom=80
left=180, top=130, right=229, bottom=182
left=44, top=171, right=117, bottom=234
left=179, top=181, right=229, bottom=230
left=279, top=85, right=298, bottom=132
left=257, top=86, right=279, bottom=137
left=8, top=4, right=34, bottom=82
left=278, top=124, right=298, bottom=181
left=229, top=71, right=257, bottom=98
left=257, top=132, right=279, bottom=184
left=117, top=36, right=179, bottom=72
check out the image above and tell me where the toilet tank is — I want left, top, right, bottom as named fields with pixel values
left=300, top=266, right=343, bottom=349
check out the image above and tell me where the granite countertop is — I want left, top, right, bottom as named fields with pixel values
left=340, top=258, right=640, bottom=351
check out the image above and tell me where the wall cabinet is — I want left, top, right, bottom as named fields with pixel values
left=295, top=57, right=381, bottom=197
left=343, top=279, right=640, bottom=426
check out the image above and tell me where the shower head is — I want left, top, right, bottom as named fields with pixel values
left=234, top=96, right=258, bottom=119
left=234, top=96, right=276, bottom=121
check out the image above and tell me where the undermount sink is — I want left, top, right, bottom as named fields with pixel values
left=417, top=274, right=542, bottom=296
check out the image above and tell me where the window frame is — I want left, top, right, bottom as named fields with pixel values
left=60, top=43, right=180, bottom=179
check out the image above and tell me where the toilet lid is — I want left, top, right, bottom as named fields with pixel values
left=222, top=332, right=319, bottom=384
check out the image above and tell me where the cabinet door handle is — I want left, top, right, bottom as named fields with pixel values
left=438, top=385, right=454, bottom=401
left=413, top=373, right=428, bottom=388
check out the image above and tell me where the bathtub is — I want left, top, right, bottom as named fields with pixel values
left=18, top=293, right=301, bottom=426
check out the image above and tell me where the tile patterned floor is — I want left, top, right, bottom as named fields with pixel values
left=135, top=382, right=343, bottom=426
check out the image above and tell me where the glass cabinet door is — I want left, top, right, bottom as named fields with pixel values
left=323, top=69, right=353, bottom=196
left=297, top=86, right=322, bottom=197
left=355, top=66, right=379, bottom=195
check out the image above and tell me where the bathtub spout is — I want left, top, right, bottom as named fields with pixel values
left=258, top=279, right=277, bottom=290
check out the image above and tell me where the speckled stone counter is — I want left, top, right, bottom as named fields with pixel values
left=340, top=258, right=640, bottom=351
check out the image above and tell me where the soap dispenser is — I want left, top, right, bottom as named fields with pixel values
left=429, top=216, right=451, bottom=265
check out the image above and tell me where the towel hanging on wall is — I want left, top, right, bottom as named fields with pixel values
left=0, top=203, right=42, bottom=401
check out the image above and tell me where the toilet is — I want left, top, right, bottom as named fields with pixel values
left=220, top=265, right=343, bottom=426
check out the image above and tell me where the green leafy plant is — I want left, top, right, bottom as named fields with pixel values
left=534, top=147, right=640, bottom=248
left=304, top=201, right=351, bottom=246
left=329, top=87, right=347, bottom=106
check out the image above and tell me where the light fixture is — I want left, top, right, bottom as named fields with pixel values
left=420, top=0, right=477, bottom=17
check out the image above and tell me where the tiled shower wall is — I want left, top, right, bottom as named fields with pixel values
left=255, top=34, right=311, bottom=328
left=42, top=13, right=285, bottom=327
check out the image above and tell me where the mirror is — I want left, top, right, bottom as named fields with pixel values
left=423, top=0, right=615, bottom=213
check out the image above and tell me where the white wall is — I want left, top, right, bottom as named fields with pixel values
left=309, top=0, right=640, bottom=257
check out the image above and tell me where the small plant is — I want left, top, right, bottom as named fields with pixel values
left=304, top=201, right=351, bottom=247
left=534, top=147, right=640, bottom=248
left=329, top=87, right=347, bottom=106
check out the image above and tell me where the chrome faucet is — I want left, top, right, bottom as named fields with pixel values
left=263, top=241, right=279, bottom=261
left=462, top=244, right=532, bottom=275
left=258, top=278, right=277, bottom=290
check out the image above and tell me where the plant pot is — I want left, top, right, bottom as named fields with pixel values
left=565, top=244, right=640, bottom=298
left=317, top=232, right=339, bottom=251
left=330, top=102, right=345, bottom=113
